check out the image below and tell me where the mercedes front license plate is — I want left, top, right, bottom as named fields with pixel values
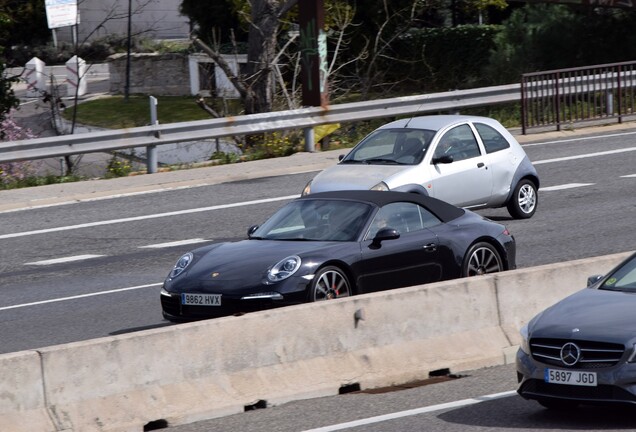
left=544, top=368, right=597, bottom=386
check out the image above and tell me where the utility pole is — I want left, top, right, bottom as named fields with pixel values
left=299, top=0, right=328, bottom=108
left=125, top=0, right=132, bottom=101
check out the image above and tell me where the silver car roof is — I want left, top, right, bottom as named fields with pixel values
left=377, top=115, right=502, bottom=132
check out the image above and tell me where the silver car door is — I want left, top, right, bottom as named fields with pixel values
left=426, top=124, right=493, bottom=207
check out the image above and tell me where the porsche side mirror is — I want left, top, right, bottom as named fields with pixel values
left=432, top=155, right=453, bottom=164
left=371, top=227, right=400, bottom=247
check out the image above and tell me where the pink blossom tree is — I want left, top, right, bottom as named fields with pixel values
left=0, top=110, right=39, bottom=187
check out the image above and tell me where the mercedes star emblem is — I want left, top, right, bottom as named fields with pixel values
left=560, top=342, right=581, bottom=366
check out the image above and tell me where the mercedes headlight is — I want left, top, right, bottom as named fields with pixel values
left=170, top=252, right=193, bottom=278
left=519, top=324, right=531, bottom=355
left=268, top=255, right=302, bottom=282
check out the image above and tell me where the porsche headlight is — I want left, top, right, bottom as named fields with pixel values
left=370, top=181, right=389, bottom=191
left=301, top=180, right=312, bottom=196
left=268, top=255, right=302, bottom=282
left=170, top=252, right=193, bottom=278
left=519, top=324, right=531, bottom=355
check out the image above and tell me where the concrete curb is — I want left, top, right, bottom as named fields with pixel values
left=0, top=251, right=630, bottom=432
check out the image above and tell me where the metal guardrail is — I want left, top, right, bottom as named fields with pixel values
left=0, top=83, right=521, bottom=170
left=5, top=62, right=636, bottom=172
left=521, top=61, right=636, bottom=134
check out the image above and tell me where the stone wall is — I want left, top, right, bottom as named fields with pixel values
left=108, top=53, right=190, bottom=96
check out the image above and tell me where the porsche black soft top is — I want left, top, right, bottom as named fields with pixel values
left=297, top=190, right=466, bottom=223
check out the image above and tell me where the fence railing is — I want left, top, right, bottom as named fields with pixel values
left=521, top=61, right=636, bottom=134
left=0, top=83, right=520, bottom=171
left=5, top=62, right=636, bottom=173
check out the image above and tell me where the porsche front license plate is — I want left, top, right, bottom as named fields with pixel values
left=545, top=368, right=597, bottom=387
left=181, top=293, right=222, bottom=306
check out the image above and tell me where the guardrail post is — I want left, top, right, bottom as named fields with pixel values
left=303, top=127, right=315, bottom=152
left=148, top=96, right=159, bottom=173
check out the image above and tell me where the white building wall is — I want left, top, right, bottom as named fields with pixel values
left=54, top=0, right=190, bottom=43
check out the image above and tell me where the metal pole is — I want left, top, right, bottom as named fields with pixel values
left=303, top=127, right=315, bottom=152
left=148, top=96, right=159, bottom=173
left=125, top=0, right=132, bottom=101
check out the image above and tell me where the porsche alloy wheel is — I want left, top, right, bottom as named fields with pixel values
left=462, top=243, right=503, bottom=277
left=507, top=179, right=538, bottom=219
left=309, top=266, right=351, bottom=301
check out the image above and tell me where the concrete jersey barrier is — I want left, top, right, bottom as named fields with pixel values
left=0, top=251, right=631, bottom=432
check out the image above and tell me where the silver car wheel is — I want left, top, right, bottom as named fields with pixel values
left=464, top=243, right=503, bottom=276
left=518, top=183, right=537, bottom=214
left=310, top=266, right=351, bottom=301
left=507, top=179, right=538, bottom=219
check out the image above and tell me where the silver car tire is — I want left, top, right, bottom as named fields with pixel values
left=507, top=179, right=538, bottom=219
left=462, top=242, right=503, bottom=277
left=309, top=266, right=352, bottom=301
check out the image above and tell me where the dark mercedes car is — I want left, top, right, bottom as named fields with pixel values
left=161, top=190, right=515, bottom=321
left=517, top=251, right=636, bottom=409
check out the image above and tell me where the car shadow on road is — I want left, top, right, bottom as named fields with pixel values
left=438, top=395, right=636, bottom=429
left=109, top=322, right=173, bottom=336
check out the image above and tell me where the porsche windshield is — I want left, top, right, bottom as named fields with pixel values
left=252, top=199, right=373, bottom=242
left=342, top=129, right=434, bottom=165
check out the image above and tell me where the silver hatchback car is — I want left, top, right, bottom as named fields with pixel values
left=302, top=115, right=540, bottom=219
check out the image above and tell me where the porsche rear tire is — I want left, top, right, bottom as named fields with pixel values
left=462, top=242, right=503, bottom=277
left=309, top=266, right=351, bottom=302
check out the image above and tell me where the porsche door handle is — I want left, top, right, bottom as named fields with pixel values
left=422, top=243, right=437, bottom=252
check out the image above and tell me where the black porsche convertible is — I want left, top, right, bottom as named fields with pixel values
left=161, top=190, right=516, bottom=321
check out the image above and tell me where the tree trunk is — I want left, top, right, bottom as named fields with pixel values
left=245, top=0, right=280, bottom=115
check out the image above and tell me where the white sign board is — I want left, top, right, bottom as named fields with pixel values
left=45, top=0, right=78, bottom=29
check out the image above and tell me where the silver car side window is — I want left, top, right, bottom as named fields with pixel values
left=434, top=124, right=481, bottom=161
left=474, top=123, right=511, bottom=153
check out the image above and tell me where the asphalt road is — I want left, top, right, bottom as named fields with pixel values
left=161, top=363, right=636, bottom=432
left=0, top=128, right=635, bottom=355
left=0, top=125, right=635, bottom=431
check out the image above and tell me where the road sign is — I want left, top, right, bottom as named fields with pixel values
left=45, top=0, right=78, bottom=29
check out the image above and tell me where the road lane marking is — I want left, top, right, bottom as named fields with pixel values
left=621, top=174, right=636, bottom=178
left=523, top=130, right=636, bottom=147
left=0, top=283, right=162, bottom=312
left=0, top=185, right=210, bottom=214
left=301, top=390, right=516, bottom=432
left=139, top=238, right=210, bottom=249
left=0, top=195, right=299, bottom=240
left=24, top=254, right=104, bottom=265
left=533, top=146, right=636, bottom=164
left=540, top=183, right=594, bottom=191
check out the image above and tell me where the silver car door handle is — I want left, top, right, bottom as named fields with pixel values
left=423, top=243, right=437, bottom=252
